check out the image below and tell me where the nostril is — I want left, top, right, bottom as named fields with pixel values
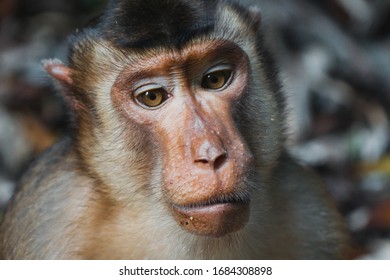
left=195, top=159, right=209, bottom=165
left=213, top=151, right=227, bottom=170
left=194, top=150, right=227, bottom=170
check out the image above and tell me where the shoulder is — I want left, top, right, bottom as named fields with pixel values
left=272, top=153, right=351, bottom=259
left=0, top=138, right=93, bottom=259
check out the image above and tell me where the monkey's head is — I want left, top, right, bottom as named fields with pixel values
left=44, top=0, right=285, bottom=238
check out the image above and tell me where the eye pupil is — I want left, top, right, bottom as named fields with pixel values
left=209, top=75, right=219, bottom=84
left=147, top=92, right=157, bottom=100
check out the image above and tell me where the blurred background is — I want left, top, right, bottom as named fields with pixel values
left=0, top=0, right=389, bottom=259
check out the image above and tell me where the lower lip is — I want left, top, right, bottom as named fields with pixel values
left=172, top=202, right=250, bottom=237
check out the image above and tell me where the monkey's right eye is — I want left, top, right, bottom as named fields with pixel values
left=135, top=88, right=169, bottom=108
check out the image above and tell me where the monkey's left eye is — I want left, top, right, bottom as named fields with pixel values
left=135, top=88, right=169, bottom=108
left=202, top=69, right=232, bottom=90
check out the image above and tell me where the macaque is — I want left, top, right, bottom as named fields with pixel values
left=0, top=0, right=350, bottom=259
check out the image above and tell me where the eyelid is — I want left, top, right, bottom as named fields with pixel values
left=204, top=64, right=233, bottom=75
left=133, top=84, right=164, bottom=98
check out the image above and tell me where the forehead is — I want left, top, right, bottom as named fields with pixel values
left=121, top=39, right=244, bottom=71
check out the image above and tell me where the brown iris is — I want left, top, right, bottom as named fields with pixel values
left=136, top=88, right=168, bottom=108
left=202, top=70, right=232, bottom=90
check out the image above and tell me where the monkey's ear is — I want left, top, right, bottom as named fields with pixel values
left=42, top=59, right=84, bottom=112
left=42, top=59, right=73, bottom=85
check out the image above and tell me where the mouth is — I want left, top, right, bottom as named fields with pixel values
left=171, top=194, right=250, bottom=237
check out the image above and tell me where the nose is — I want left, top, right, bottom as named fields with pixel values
left=193, top=139, right=227, bottom=171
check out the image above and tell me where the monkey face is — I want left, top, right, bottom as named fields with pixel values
left=49, top=1, right=284, bottom=241
left=110, top=40, right=255, bottom=237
